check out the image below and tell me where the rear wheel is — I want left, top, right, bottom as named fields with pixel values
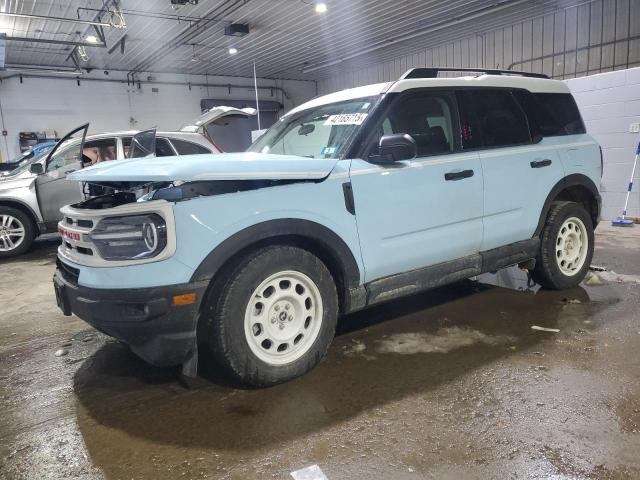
left=0, top=207, right=35, bottom=258
left=531, top=201, right=594, bottom=289
left=203, top=245, right=338, bottom=387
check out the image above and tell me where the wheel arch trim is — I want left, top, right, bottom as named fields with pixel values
left=0, top=198, right=42, bottom=233
left=534, top=174, right=601, bottom=237
left=190, top=218, right=362, bottom=297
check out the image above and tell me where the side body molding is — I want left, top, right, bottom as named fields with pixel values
left=534, top=173, right=601, bottom=236
left=190, top=219, right=366, bottom=313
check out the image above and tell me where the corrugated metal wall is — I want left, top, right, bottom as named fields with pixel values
left=318, top=0, right=640, bottom=94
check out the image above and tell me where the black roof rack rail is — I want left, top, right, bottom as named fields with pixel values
left=400, top=67, right=550, bottom=80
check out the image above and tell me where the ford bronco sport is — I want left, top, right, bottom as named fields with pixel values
left=53, top=68, right=601, bottom=387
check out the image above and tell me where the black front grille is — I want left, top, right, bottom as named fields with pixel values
left=57, top=258, right=80, bottom=286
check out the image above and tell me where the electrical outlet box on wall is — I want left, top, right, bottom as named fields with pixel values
left=630, top=123, right=640, bottom=134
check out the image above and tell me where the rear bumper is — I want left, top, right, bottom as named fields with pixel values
left=53, top=259, right=208, bottom=366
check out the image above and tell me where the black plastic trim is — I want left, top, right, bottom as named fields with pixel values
left=530, top=159, right=552, bottom=168
left=534, top=174, right=602, bottom=236
left=54, top=266, right=208, bottom=366
left=364, top=239, right=540, bottom=307
left=342, top=182, right=356, bottom=215
left=190, top=219, right=362, bottom=308
left=401, top=67, right=549, bottom=80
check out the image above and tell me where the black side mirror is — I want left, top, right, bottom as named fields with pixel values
left=29, top=163, right=44, bottom=175
left=369, top=134, right=417, bottom=164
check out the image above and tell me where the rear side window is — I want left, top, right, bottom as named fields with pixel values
left=516, top=92, right=586, bottom=137
left=170, top=138, right=213, bottom=155
left=469, top=89, right=531, bottom=148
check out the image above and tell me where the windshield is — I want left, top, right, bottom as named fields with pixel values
left=249, top=96, right=379, bottom=159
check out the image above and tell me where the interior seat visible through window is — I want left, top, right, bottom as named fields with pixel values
left=371, top=93, right=456, bottom=158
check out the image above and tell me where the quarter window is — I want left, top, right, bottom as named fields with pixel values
left=516, top=92, right=586, bottom=137
left=470, top=90, right=531, bottom=148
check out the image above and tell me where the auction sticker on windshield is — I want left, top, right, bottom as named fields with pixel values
left=324, top=113, right=368, bottom=126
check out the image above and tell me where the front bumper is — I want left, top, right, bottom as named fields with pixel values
left=53, top=259, right=208, bottom=367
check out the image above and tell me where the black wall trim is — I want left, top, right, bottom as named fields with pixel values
left=534, top=174, right=601, bottom=236
left=190, top=218, right=362, bottom=292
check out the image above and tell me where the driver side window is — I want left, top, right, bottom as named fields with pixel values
left=372, top=92, right=459, bottom=158
left=47, top=143, right=82, bottom=172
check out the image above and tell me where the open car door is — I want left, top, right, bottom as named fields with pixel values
left=35, top=123, right=89, bottom=227
left=128, top=128, right=157, bottom=158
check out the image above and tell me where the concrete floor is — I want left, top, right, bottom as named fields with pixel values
left=1, top=224, right=639, bottom=480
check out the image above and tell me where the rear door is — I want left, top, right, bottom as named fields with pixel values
left=460, top=88, right=565, bottom=251
left=350, top=89, right=484, bottom=282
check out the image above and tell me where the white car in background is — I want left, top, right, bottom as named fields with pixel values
left=0, top=106, right=256, bottom=257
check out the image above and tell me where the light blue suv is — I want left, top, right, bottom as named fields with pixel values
left=53, top=68, right=602, bottom=386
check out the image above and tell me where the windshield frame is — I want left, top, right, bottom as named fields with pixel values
left=248, top=95, right=382, bottom=160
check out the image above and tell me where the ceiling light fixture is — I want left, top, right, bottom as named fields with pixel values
left=228, top=47, right=238, bottom=55
left=315, top=2, right=327, bottom=13
left=85, top=34, right=98, bottom=43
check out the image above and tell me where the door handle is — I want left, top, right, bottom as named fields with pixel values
left=530, top=159, right=552, bottom=168
left=444, top=169, right=474, bottom=181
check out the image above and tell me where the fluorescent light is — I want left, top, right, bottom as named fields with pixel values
left=85, top=34, right=98, bottom=43
left=315, top=2, right=327, bottom=13
left=228, top=47, right=238, bottom=55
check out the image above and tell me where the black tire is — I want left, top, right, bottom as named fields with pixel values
left=0, top=206, right=36, bottom=258
left=531, top=201, right=594, bottom=289
left=202, top=245, right=338, bottom=387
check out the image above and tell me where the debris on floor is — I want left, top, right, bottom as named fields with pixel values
left=376, top=327, right=515, bottom=355
left=589, top=265, right=608, bottom=272
left=54, top=348, right=69, bottom=357
left=584, top=269, right=640, bottom=285
left=291, top=464, right=329, bottom=480
left=531, top=326, right=560, bottom=333
left=342, top=339, right=366, bottom=356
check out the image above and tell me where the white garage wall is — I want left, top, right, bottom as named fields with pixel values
left=568, top=67, right=640, bottom=219
left=0, top=71, right=316, bottom=159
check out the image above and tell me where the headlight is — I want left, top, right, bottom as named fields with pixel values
left=89, top=214, right=167, bottom=260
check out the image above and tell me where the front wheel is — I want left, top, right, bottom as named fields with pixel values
left=203, top=245, right=338, bottom=387
left=531, top=201, right=594, bottom=289
left=0, top=206, right=35, bottom=258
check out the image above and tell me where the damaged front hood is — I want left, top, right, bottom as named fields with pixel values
left=68, top=152, right=339, bottom=189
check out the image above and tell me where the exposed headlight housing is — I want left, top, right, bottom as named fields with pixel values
left=89, top=214, right=167, bottom=260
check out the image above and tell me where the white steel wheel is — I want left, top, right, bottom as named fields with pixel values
left=0, top=214, right=26, bottom=252
left=244, top=270, right=324, bottom=366
left=555, top=216, right=588, bottom=276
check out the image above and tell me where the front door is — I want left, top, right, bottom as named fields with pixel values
left=350, top=90, right=484, bottom=282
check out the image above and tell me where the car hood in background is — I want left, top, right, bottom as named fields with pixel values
left=68, top=152, right=339, bottom=188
